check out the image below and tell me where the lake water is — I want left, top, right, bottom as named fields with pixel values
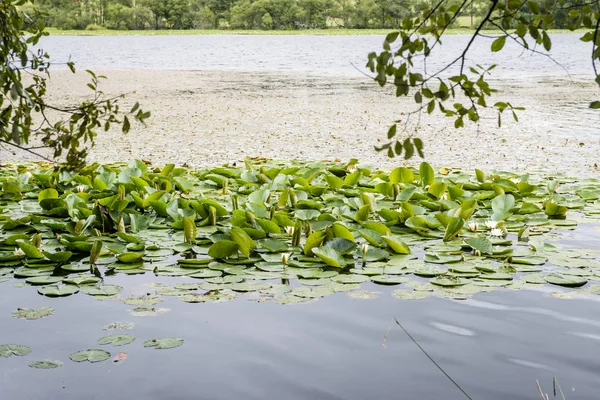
left=39, top=33, right=593, bottom=80
left=3, top=33, right=600, bottom=400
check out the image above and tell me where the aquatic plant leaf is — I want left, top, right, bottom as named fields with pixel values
left=391, top=290, right=431, bottom=300
left=430, top=277, right=470, bottom=287
left=230, top=227, right=256, bottom=258
left=29, top=360, right=63, bottom=369
left=103, top=321, right=134, bottom=330
left=117, top=252, right=143, bottom=264
left=0, top=344, right=32, bottom=357
left=16, top=240, right=44, bottom=259
left=465, top=237, right=493, bottom=255
left=12, top=307, right=54, bottom=320
left=43, top=251, right=73, bottom=263
left=382, top=236, right=410, bottom=254
left=80, top=285, right=123, bottom=296
left=97, top=334, right=135, bottom=347
left=121, top=295, right=162, bottom=306
left=25, top=276, right=63, bottom=285
left=144, top=338, right=184, bottom=350
left=544, top=274, right=588, bottom=287
left=208, top=240, right=239, bottom=259
left=304, top=230, right=327, bottom=256
left=69, top=349, right=111, bottom=363
left=443, top=217, right=464, bottom=242
left=312, top=246, right=346, bottom=268
left=37, top=285, right=79, bottom=297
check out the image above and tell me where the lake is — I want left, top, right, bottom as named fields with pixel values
left=39, top=33, right=593, bottom=80
left=2, top=33, right=600, bottom=400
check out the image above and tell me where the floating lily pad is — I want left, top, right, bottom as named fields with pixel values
left=29, top=360, right=63, bottom=369
left=391, top=290, right=431, bottom=300
left=348, top=291, right=380, bottom=299
left=333, top=274, right=369, bottom=284
left=103, top=321, right=134, bottom=331
left=80, top=285, right=123, bottom=296
left=430, top=277, right=470, bottom=287
left=97, top=334, right=135, bottom=347
left=37, top=284, right=79, bottom=297
left=121, top=295, right=162, bottom=306
left=12, top=307, right=54, bottom=320
left=0, top=344, right=32, bottom=357
left=128, top=307, right=170, bottom=316
left=544, top=274, right=588, bottom=288
left=69, top=349, right=111, bottom=363
left=144, top=338, right=184, bottom=350
left=370, top=275, right=409, bottom=285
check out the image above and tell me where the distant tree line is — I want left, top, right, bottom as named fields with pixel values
left=21, top=0, right=497, bottom=30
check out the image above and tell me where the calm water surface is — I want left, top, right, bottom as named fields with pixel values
left=1, top=224, right=600, bottom=399
left=39, top=33, right=593, bottom=79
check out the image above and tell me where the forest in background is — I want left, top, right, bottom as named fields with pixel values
left=23, top=0, right=524, bottom=31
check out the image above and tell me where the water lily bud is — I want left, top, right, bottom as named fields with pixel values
left=281, top=253, right=290, bottom=265
left=285, top=226, right=295, bottom=236
left=392, top=184, right=400, bottom=200
left=473, top=249, right=481, bottom=257
left=117, top=215, right=125, bottom=233
left=77, top=185, right=87, bottom=193
left=208, top=206, right=217, bottom=226
left=467, top=221, right=478, bottom=232
left=289, top=190, right=298, bottom=207
left=32, top=233, right=42, bottom=249
left=361, top=244, right=369, bottom=255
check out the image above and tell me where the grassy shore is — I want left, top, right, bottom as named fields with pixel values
left=45, top=27, right=582, bottom=36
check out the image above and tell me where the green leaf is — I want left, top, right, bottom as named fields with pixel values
left=208, top=240, right=240, bottom=259
left=544, top=274, right=587, bottom=287
left=590, top=101, right=600, bottom=109
left=38, top=188, right=58, bottom=202
left=97, top=334, right=135, bottom=347
left=183, top=216, right=197, bottom=244
left=230, top=227, right=256, bottom=258
left=382, top=236, right=411, bottom=254
left=0, top=344, right=32, bottom=358
left=312, top=246, right=347, bottom=268
left=304, top=230, right=327, bottom=256
left=491, top=36, right=506, bottom=52
left=387, top=124, right=397, bottom=139
left=144, top=338, right=184, bottom=350
left=69, top=349, right=111, bottom=363
left=38, top=285, right=79, bottom=297
left=12, top=307, right=55, bottom=320
left=16, top=240, right=44, bottom=259
left=443, top=217, right=464, bottom=242
left=324, top=238, right=357, bottom=255
left=465, top=237, right=493, bottom=255
left=29, top=360, right=63, bottom=369
left=117, top=252, right=143, bottom=264
left=89, top=240, right=103, bottom=264
left=43, top=251, right=73, bottom=263
left=419, top=162, right=434, bottom=186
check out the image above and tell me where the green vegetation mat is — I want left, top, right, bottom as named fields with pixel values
left=1, top=158, right=600, bottom=307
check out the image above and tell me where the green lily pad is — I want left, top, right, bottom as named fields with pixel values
left=430, top=277, right=470, bottom=287
left=128, top=307, right=170, bottom=316
left=38, top=284, right=79, bottom=297
left=0, top=344, right=32, bottom=357
left=12, top=307, right=54, bottom=320
left=312, top=246, right=346, bottom=268
left=144, top=338, right=184, bottom=350
left=391, top=290, right=431, bottom=300
left=29, top=360, right=63, bottom=369
left=544, top=274, right=588, bottom=288
left=370, top=275, right=409, bottom=285
left=80, top=285, right=123, bottom=296
left=333, top=274, right=369, bottom=284
left=97, top=334, right=135, bottom=347
left=348, top=291, right=380, bottom=299
left=103, top=321, right=135, bottom=330
left=69, top=349, right=111, bottom=363
left=121, top=295, right=162, bottom=306
left=25, top=276, right=64, bottom=285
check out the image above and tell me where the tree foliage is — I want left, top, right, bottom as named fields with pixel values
left=1, top=0, right=149, bottom=167
left=367, top=0, right=600, bottom=159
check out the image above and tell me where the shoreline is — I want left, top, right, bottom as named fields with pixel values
left=45, top=27, right=587, bottom=37
left=3, top=69, right=598, bottom=176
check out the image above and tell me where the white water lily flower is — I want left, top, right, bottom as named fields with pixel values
left=467, top=221, right=478, bottom=232
left=13, top=247, right=25, bottom=256
left=361, top=244, right=369, bottom=255
left=485, top=220, right=498, bottom=230
left=281, top=253, right=290, bottom=265
left=489, top=228, right=505, bottom=237
left=284, top=226, right=294, bottom=236
left=76, top=185, right=87, bottom=193
left=347, top=164, right=357, bottom=173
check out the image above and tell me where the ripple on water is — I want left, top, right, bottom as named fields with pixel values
left=430, top=322, right=475, bottom=337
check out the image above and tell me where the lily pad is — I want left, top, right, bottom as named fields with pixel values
left=29, top=360, right=63, bottom=369
left=544, top=274, right=588, bottom=288
left=12, top=307, right=54, bottom=320
left=0, top=344, right=32, bottom=357
left=144, top=338, right=184, bottom=350
left=121, top=295, right=162, bottom=306
left=97, top=334, right=135, bottom=347
left=391, top=290, right=431, bottom=300
left=103, top=321, right=135, bottom=331
left=69, top=349, right=111, bottom=363
left=37, top=284, right=79, bottom=297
